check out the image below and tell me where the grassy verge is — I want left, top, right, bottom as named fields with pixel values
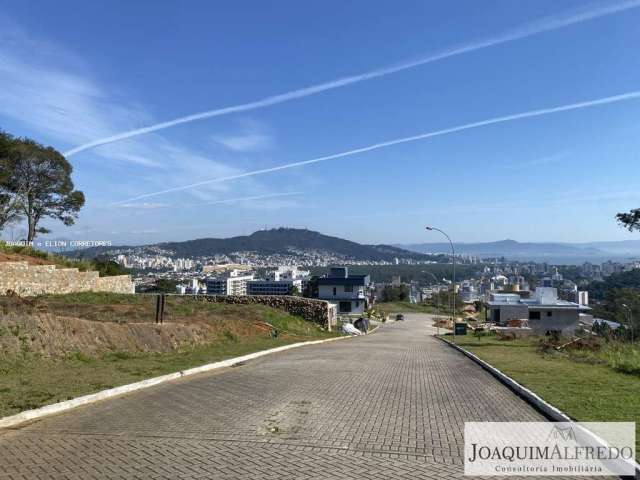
left=0, top=292, right=331, bottom=331
left=441, top=334, right=640, bottom=456
left=0, top=293, right=338, bottom=417
left=374, top=301, right=437, bottom=316
left=0, top=336, right=314, bottom=417
left=374, top=301, right=469, bottom=318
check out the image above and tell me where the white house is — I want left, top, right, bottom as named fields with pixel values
left=486, top=287, right=590, bottom=335
left=316, top=267, right=370, bottom=315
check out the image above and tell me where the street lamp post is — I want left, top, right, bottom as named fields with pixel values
left=426, top=226, right=456, bottom=342
left=622, top=304, right=634, bottom=343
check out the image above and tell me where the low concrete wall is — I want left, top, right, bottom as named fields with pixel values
left=192, top=295, right=336, bottom=328
left=0, top=261, right=134, bottom=296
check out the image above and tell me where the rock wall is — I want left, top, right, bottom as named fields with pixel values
left=0, top=261, right=134, bottom=296
left=192, top=295, right=336, bottom=328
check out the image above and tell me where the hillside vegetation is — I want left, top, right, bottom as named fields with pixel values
left=0, top=293, right=336, bottom=416
left=309, top=263, right=478, bottom=283
left=0, top=241, right=127, bottom=277
left=66, top=228, right=442, bottom=262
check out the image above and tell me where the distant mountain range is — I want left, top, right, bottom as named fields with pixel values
left=398, top=239, right=640, bottom=263
left=63, top=229, right=640, bottom=265
left=67, top=228, right=441, bottom=263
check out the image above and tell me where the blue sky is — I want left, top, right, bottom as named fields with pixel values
left=1, top=0, right=640, bottom=246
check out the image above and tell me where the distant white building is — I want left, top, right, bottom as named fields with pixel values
left=316, top=267, right=370, bottom=315
left=268, top=266, right=310, bottom=281
left=205, top=269, right=254, bottom=295
left=486, top=287, right=590, bottom=335
left=459, top=281, right=480, bottom=303
left=176, top=278, right=203, bottom=295
left=247, top=266, right=310, bottom=296
left=491, top=275, right=509, bottom=289
left=576, top=290, right=589, bottom=306
left=115, top=254, right=128, bottom=268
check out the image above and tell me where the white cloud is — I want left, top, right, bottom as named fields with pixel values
left=514, top=152, right=570, bottom=168
left=0, top=21, right=258, bottom=203
left=114, top=191, right=302, bottom=211
left=212, top=133, right=273, bottom=152
left=117, top=202, right=171, bottom=209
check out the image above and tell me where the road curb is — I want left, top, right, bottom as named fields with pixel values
left=0, top=334, right=351, bottom=431
left=436, top=336, right=570, bottom=421
left=367, top=324, right=380, bottom=335
left=436, top=336, right=640, bottom=477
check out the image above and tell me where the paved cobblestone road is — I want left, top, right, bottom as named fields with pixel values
left=0, top=314, right=588, bottom=479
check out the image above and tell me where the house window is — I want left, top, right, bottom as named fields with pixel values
left=339, top=301, right=352, bottom=313
left=344, top=285, right=353, bottom=293
left=529, top=311, right=541, bottom=320
left=547, top=311, right=552, bottom=317
left=333, top=287, right=337, bottom=296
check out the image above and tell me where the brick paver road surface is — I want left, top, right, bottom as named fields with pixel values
left=0, top=314, right=584, bottom=479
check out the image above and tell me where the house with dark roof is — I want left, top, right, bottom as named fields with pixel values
left=315, top=267, right=370, bottom=315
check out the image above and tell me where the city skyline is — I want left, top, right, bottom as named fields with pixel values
left=1, top=1, right=640, bottom=245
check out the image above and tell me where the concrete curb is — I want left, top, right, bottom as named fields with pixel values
left=436, top=336, right=640, bottom=477
left=367, top=324, right=380, bottom=335
left=0, top=334, right=351, bottom=430
left=436, top=336, right=570, bottom=422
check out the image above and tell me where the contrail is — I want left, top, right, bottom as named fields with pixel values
left=185, top=191, right=302, bottom=207
left=65, top=0, right=640, bottom=157
left=115, top=191, right=302, bottom=208
left=112, top=90, right=640, bottom=205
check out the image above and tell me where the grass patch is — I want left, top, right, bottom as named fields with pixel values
left=567, top=342, right=640, bottom=376
left=0, top=293, right=337, bottom=334
left=443, top=333, right=640, bottom=456
left=0, top=241, right=127, bottom=277
left=374, top=301, right=470, bottom=318
left=374, top=302, right=438, bottom=316
left=0, top=334, right=333, bottom=418
left=0, top=293, right=337, bottom=417
left=43, top=291, right=146, bottom=305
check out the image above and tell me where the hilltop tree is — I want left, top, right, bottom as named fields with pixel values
left=2, top=138, right=84, bottom=241
left=288, top=285, right=301, bottom=296
left=381, top=285, right=410, bottom=302
left=616, top=208, right=640, bottom=232
left=0, top=131, right=22, bottom=231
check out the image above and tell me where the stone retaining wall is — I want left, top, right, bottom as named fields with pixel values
left=0, top=261, right=134, bottom=296
left=192, top=295, right=337, bottom=328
